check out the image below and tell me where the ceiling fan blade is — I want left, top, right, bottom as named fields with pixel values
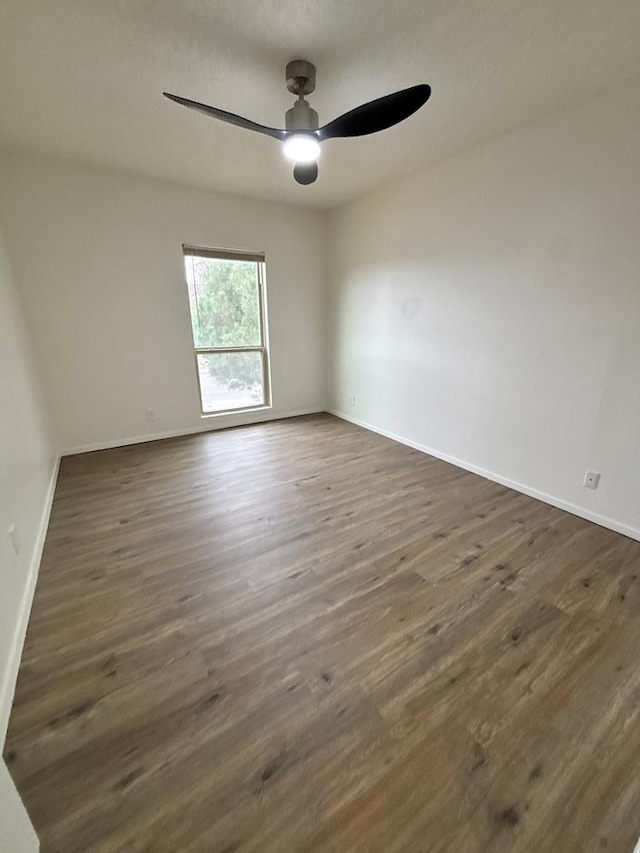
left=318, top=84, right=431, bottom=140
left=293, top=162, right=318, bottom=185
left=163, top=92, right=287, bottom=140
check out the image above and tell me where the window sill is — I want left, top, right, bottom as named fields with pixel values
left=200, top=404, right=273, bottom=420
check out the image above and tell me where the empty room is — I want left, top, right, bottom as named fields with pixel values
left=1, top=1, right=639, bottom=850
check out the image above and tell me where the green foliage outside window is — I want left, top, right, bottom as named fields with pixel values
left=187, top=257, right=263, bottom=390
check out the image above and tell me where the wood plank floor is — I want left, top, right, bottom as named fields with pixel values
left=5, top=414, right=640, bottom=852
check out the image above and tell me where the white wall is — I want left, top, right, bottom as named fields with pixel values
left=328, top=83, right=640, bottom=540
left=0, top=153, right=327, bottom=453
left=0, top=760, right=39, bottom=853
left=0, top=227, right=55, bottom=850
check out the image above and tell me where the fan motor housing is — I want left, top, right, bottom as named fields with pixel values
left=285, top=99, right=319, bottom=131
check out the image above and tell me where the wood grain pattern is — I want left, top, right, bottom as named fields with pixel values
left=4, top=414, right=640, bottom=852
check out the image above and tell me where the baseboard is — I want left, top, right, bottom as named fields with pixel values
left=328, top=409, right=640, bottom=544
left=0, top=455, right=60, bottom=747
left=61, top=407, right=325, bottom=456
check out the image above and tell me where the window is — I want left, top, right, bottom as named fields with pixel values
left=183, top=245, right=271, bottom=415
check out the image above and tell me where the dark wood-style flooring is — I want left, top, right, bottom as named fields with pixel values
left=5, top=414, right=640, bottom=852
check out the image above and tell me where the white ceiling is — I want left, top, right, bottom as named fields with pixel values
left=1, top=0, right=639, bottom=209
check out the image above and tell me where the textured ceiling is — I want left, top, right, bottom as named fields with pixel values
left=1, top=0, right=639, bottom=208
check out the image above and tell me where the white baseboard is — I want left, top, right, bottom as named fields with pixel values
left=61, top=407, right=325, bottom=456
left=0, top=455, right=60, bottom=746
left=328, top=409, right=640, bottom=544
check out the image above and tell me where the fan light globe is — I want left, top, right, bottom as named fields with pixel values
left=283, top=134, right=321, bottom=163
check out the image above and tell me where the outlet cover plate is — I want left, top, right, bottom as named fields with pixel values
left=583, top=470, right=601, bottom=490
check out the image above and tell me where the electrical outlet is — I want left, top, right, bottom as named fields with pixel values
left=8, top=524, right=20, bottom=556
left=583, top=470, right=601, bottom=490
left=145, top=409, right=156, bottom=423
left=348, top=395, right=356, bottom=408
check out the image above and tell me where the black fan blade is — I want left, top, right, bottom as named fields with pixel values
left=163, top=93, right=287, bottom=140
left=293, top=162, right=318, bottom=185
left=318, top=84, right=431, bottom=140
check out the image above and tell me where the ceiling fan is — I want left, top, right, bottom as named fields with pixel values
left=163, top=60, right=431, bottom=186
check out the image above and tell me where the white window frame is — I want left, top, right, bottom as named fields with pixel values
left=182, top=244, right=272, bottom=417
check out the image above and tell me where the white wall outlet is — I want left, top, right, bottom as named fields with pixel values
left=8, top=523, right=21, bottom=556
left=348, top=395, right=356, bottom=408
left=145, top=409, right=156, bottom=423
left=583, top=470, right=601, bottom=490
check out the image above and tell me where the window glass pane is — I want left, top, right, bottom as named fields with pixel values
left=197, top=351, right=264, bottom=413
left=185, top=256, right=261, bottom=348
